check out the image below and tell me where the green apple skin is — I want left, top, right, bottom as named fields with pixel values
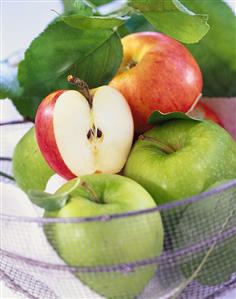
left=13, top=127, right=54, bottom=193
left=174, top=180, right=236, bottom=286
left=124, top=120, right=236, bottom=205
left=44, top=174, right=164, bottom=299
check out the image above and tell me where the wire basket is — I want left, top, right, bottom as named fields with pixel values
left=1, top=118, right=236, bottom=299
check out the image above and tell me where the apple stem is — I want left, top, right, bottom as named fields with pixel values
left=127, top=60, right=136, bottom=69
left=80, top=180, right=101, bottom=203
left=139, top=135, right=175, bottom=154
left=67, top=75, right=93, bottom=107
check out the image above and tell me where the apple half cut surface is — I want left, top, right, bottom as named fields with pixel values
left=35, top=85, right=134, bottom=180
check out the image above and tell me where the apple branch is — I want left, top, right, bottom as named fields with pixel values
left=139, top=135, right=175, bottom=154
left=67, top=75, right=93, bottom=107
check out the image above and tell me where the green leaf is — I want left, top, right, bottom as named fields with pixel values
left=18, top=20, right=122, bottom=118
left=90, top=0, right=111, bottom=5
left=12, top=95, right=41, bottom=120
left=181, top=0, right=236, bottom=97
left=28, top=178, right=81, bottom=211
left=0, top=62, right=22, bottom=99
left=129, top=0, right=210, bottom=43
left=118, top=14, right=155, bottom=37
left=62, top=0, right=93, bottom=16
left=148, top=110, right=201, bottom=125
left=63, top=15, right=125, bottom=30
left=62, top=0, right=111, bottom=13
left=28, top=189, right=69, bottom=211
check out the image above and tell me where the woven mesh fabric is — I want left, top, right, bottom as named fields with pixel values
left=1, top=121, right=236, bottom=299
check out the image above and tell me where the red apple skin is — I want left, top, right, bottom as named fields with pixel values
left=109, top=32, right=203, bottom=133
left=35, top=90, right=75, bottom=180
left=191, top=102, right=223, bottom=126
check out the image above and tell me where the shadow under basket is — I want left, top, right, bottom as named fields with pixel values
left=1, top=118, right=236, bottom=299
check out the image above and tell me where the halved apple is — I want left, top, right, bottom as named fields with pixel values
left=35, top=81, right=134, bottom=180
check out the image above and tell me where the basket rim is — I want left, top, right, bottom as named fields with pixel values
left=1, top=179, right=236, bottom=223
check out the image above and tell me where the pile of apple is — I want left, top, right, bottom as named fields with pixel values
left=13, top=32, right=236, bottom=299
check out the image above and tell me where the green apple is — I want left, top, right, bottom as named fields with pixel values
left=31, top=174, right=164, bottom=299
left=13, top=127, right=54, bottom=192
left=174, top=180, right=236, bottom=286
left=124, top=120, right=236, bottom=205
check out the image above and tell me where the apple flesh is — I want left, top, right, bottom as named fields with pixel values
left=109, top=32, right=203, bottom=132
left=13, top=127, right=54, bottom=192
left=124, top=120, right=236, bottom=204
left=35, top=86, right=134, bottom=180
left=43, top=174, right=164, bottom=299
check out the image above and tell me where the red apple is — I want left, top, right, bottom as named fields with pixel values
left=109, top=32, right=203, bottom=132
left=35, top=77, right=134, bottom=180
left=190, top=102, right=223, bottom=126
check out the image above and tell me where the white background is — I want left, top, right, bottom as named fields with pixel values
left=1, top=0, right=236, bottom=298
left=1, top=0, right=236, bottom=60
